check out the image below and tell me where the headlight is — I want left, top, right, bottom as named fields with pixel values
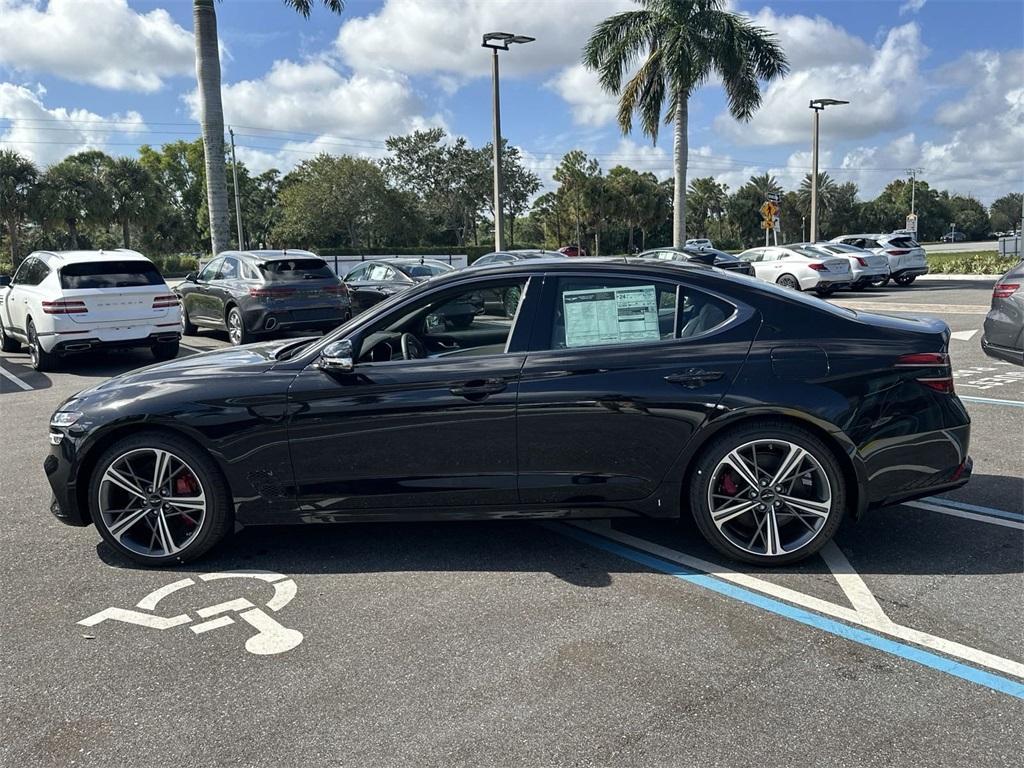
left=50, top=411, right=83, bottom=428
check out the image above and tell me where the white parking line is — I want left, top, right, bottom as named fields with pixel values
left=902, top=500, right=1024, bottom=530
left=0, top=365, right=33, bottom=391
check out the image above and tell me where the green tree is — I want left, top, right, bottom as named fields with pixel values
left=139, top=139, right=208, bottom=251
left=0, top=149, right=38, bottom=265
left=746, top=173, right=783, bottom=201
left=553, top=150, right=601, bottom=249
left=38, top=155, right=112, bottom=248
left=492, top=143, right=541, bottom=246
left=686, top=177, right=728, bottom=239
left=946, top=195, right=990, bottom=240
left=192, top=0, right=344, bottom=257
left=584, top=0, right=787, bottom=246
left=989, top=193, right=1022, bottom=233
left=105, top=157, right=158, bottom=249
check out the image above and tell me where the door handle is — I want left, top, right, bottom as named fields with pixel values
left=449, top=378, right=507, bottom=399
left=665, top=369, right=724, bottom=388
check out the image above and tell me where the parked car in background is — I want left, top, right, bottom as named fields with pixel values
left=470, top=250, right=566, bottom=268
left=47, top=258, right=972, bottom=567
left=737, top=245, right=852, bottom=295
left=0, top=249, right=181, bottom=371
left=800, top=242, right=889, bottom=290
left=558, top=245, right=588, bottom=257
left=941, top=231, right=968, bottom=243
left=343, top=258, right=455, bottom=315
left=685, top=238, right=714, bottom=249
left=981, top=261, right=1023, bottom=365
left=176, top=250, right=351, bottom=346
left=829, top=233, right=928, bottom=286
left=639, top=246, right=754, bottom=277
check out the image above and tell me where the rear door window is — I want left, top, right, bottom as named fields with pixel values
left=260, top=258, right=333, bottom=280
left=60, top=260, right=162, bottom=289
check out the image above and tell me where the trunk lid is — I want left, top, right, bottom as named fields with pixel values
left=58, top=259, right=173, bottom=326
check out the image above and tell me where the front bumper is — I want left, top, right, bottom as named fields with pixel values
left=44, top=436, right=90, bottom=526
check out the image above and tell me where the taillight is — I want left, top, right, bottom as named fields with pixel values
left=993, top=283, right=1020, bottom=299
left=42, top=299, right=87, bottom=315
left=855, top=257, right=868, bottom=267
left=887, top=249, right=910, bottom=256
left=896, top=352, right=954, bottom=393
left=152, top=294, right=180, bottom=309
left=322, top=284, right=349, bottom=296
left=249, top=286, right=296, bottom=298
left=807, top=263, right=826, bottom=271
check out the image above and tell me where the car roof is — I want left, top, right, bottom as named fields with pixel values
left=32, top=249, right=151, bottom=264
left=220, top=249, right=321, bottom=262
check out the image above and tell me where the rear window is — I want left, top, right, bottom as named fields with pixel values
left=259, top=258, right=333, bottom=280
left=887, top=236, right=919, bottom=248
left=405, top=263, right=453, bottom=278
left=791, top=245, right=831, bottom=259
left=60, top=260, right=163, bottom=289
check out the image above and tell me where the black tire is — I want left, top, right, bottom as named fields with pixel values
left=777, top=274, right=800, bottom=291
left=894, top=274, right=917, bottom=286
left=850, top=282, right=867, bottom=292
left=88, top=431, right=232, bottom=565
left=26, top=318, right=56, bottom=372
left=181, top=303, right=198, bottom=336
left=152, top=339, right=180, bottom=361
left=0, top=315, right=20, bottom=352
left=879, top=276, right=891, bottom=287
left=226, top=305, right=251, bottom=346
left=814, top=286, right=835, bottom=298
left=688, top=420, right=847, bottom=566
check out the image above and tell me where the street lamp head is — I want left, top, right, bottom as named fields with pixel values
left=482, top=31, right=535, bottom=50
left=809, top=98, right=850, bottom=110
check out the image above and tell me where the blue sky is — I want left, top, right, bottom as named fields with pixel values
left=1, top=0, right=1021, bottom=203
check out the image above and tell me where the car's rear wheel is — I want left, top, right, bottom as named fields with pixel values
left=879, top=276, right=891, bottom=286
left=688, top=422, right=846, bottom=566
left=226, top=306, right=250, bottom=346
left=894, top=274, right=917, bottom=286
left=777, top=274, right=800, bottom=291
left=26, top=318, right=56, bottom=372
left=152, top=339, right=179, bottom=361
left=850, top=282, right=867, bottom=292
left=814, top=285, right=835, bottom=297
left=88, top=432, right=231, bottom=565
left=0, top=316, right=20, bottom=352
left=181, top=303, right=198, bottom=336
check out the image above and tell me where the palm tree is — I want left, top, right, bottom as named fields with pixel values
left=38, top=159, right=111, bottom=249
left=746, top=172, right=783, bottom=200
left=584, top=0, right=788, bottom=246
left=0, top=150, right=38, bottom=266
left=105, top=157, right=157, bottom=249
left=192, top=0, right=345, bottom=258
left=798, top=172, right=837, bottom=218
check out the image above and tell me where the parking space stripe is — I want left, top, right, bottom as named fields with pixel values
left=0, top=365, right=33, bottom=391
left=926, top=497, right=1024, bottom=522
left=903, top=500, right=1024, bottom=530
left=555, top=523, right=1024, bottom=700
left=959, top=395, right=1024, bottom=408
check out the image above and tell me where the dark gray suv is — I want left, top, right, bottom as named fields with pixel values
left=982, top=261, right=1024, bottom=365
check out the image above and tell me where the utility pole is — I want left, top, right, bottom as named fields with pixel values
left=906, top=167, right=923, bottom=215
left=229, top=127, right=245, bottom=250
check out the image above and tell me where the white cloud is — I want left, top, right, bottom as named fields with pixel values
left=748, top=8, right=872, bottom=73
left=0, top=82, right=146, bottom=166
left=719, top=22, right=928, bottom=145
left=934, top=49, right=1024, bottom=128
left=336, top=0, right=631, bottom=81
left=546, top=64, right=620, bottom=126
left=899, top=0, right=927, bottom=16
left=0, top=0, right=193, bottom=92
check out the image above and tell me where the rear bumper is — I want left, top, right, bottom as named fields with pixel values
left=43, top=329, right=181, bottom=355
left=893, top=266, right=929, bottom=278
left=981, top=336, right=1024, bottom=365
left=869, top=455, right=973, bottom=510
left=243, top=304, right=351, bottom=333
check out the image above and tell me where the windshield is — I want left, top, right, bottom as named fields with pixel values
left=259, top=258, right=333, bottom=280
left=405, top=262, right=453, bottom=278
left=60, top=260, right=163, bottom=289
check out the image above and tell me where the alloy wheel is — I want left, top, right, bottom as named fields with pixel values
left=228, top=310, right=243, bottom=345
left=28, top=323, right=40, bottom=367
left=97, top=448, right=207, bottom=558
left=707, top=439, right=832, bottom=557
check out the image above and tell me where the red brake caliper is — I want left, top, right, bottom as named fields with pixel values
left=719, top=471, right=739, bottom=496
left=174, top=474, right=200, bottom=528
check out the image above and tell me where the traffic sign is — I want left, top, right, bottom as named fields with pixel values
left=906, top=213, right=918, bottom=233
left=760, top=201, right=779, bottom=219
left=761, top=220, right=775, bottom=230
left=767, top=192, right=781, bottom=203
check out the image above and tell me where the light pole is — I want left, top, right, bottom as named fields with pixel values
left=482, top=31, right=534, bottom=251
left=228, top=127, right=245, bottom=250
left=808, top=98, right=848, bottom=242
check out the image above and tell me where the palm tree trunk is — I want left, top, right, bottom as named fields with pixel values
left=67, top=218, right=78, bottom=249
left=672, top=96, right=688, bottom=246
left=122, top=216, right=131, bottom=249
left=7, top=216, right=18, bottom=264
left=194, top=0, right=230, bottom=257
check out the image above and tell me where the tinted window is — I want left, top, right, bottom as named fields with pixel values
left=60, top=260, right=161, bottom=289
left=405, top=262, right=453, bottom=278
left=259, top=258, right=333, bottom=280
left=345, top=264, right=368, bottom=280
left=216, top=257, right=241, bottom=280
left=887, top=236, right=919, bottom=248
left=198, top=258, right=221, bottom=281
left=13, top=257, right=44, bottom=286
left=740, top=250, right=763, bottom=262
left=790, top=246, right=829, bottom=259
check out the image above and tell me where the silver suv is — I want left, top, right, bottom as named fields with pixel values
left=829, top=233, right=928, bottom=286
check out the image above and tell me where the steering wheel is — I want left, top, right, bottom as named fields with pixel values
left=400, top=332, right=427, bottom=360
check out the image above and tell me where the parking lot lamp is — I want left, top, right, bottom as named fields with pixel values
left=808, top=98, right=848, bottom=242
left=482, top=32, right=535, bottom=251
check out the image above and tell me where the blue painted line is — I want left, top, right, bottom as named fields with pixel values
left=927, top=496, right=1024, bottom=522
left=960, top=395, right=1024, bottom=408
left=556, top=524, right=1024, bottom=700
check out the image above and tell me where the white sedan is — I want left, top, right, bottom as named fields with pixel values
left=737, top=245, right=852, bottom=296
left=0, top=249, right=181, bottom=371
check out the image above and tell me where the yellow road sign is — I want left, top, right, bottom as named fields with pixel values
left=761, top=219, right=775, bottom=230
left=760, top=201, right=779, bottom=219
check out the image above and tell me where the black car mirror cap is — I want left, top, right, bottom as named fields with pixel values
left=319, top=339, right=355, bottom=373
left=0, top=275, right=11, bottom=288
left=184, top=272, right=197, bottom=282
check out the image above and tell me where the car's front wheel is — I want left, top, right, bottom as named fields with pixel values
left=688, top=422, right=846, bottom=566
left=0, top=315, right=20, bottom=352
left=88, top=431, right=232, bottom=565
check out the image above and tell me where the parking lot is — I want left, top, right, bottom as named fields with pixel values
left=1, top=277, right=1021, bottom=767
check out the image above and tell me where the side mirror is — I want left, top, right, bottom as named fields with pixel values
left=184, top=272, right=197, bottom=283
left=0, top=275, right=10, bottom=288
left=318, top=339, right=354, bottom=373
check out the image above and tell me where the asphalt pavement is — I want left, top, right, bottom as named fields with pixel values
left=1, top=278, right=1021, bottom=768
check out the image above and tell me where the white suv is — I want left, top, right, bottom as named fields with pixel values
left=0, top=250, right=181, bottom=371
left=829, top=233, right=928, bottom=286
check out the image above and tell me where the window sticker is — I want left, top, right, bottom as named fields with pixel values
left=563, top=285, right=661, bottom=348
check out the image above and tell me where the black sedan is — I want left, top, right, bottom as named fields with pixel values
left=343, top=258, right=455, bottom=314
left=46, top=259, right=971, bottom=567
left=175, top=250, right=351, bottom=345
left=640, top=246, right=755, bottom=276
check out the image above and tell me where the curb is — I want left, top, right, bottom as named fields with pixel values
left=917, top=274, right=1001, bottom=281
